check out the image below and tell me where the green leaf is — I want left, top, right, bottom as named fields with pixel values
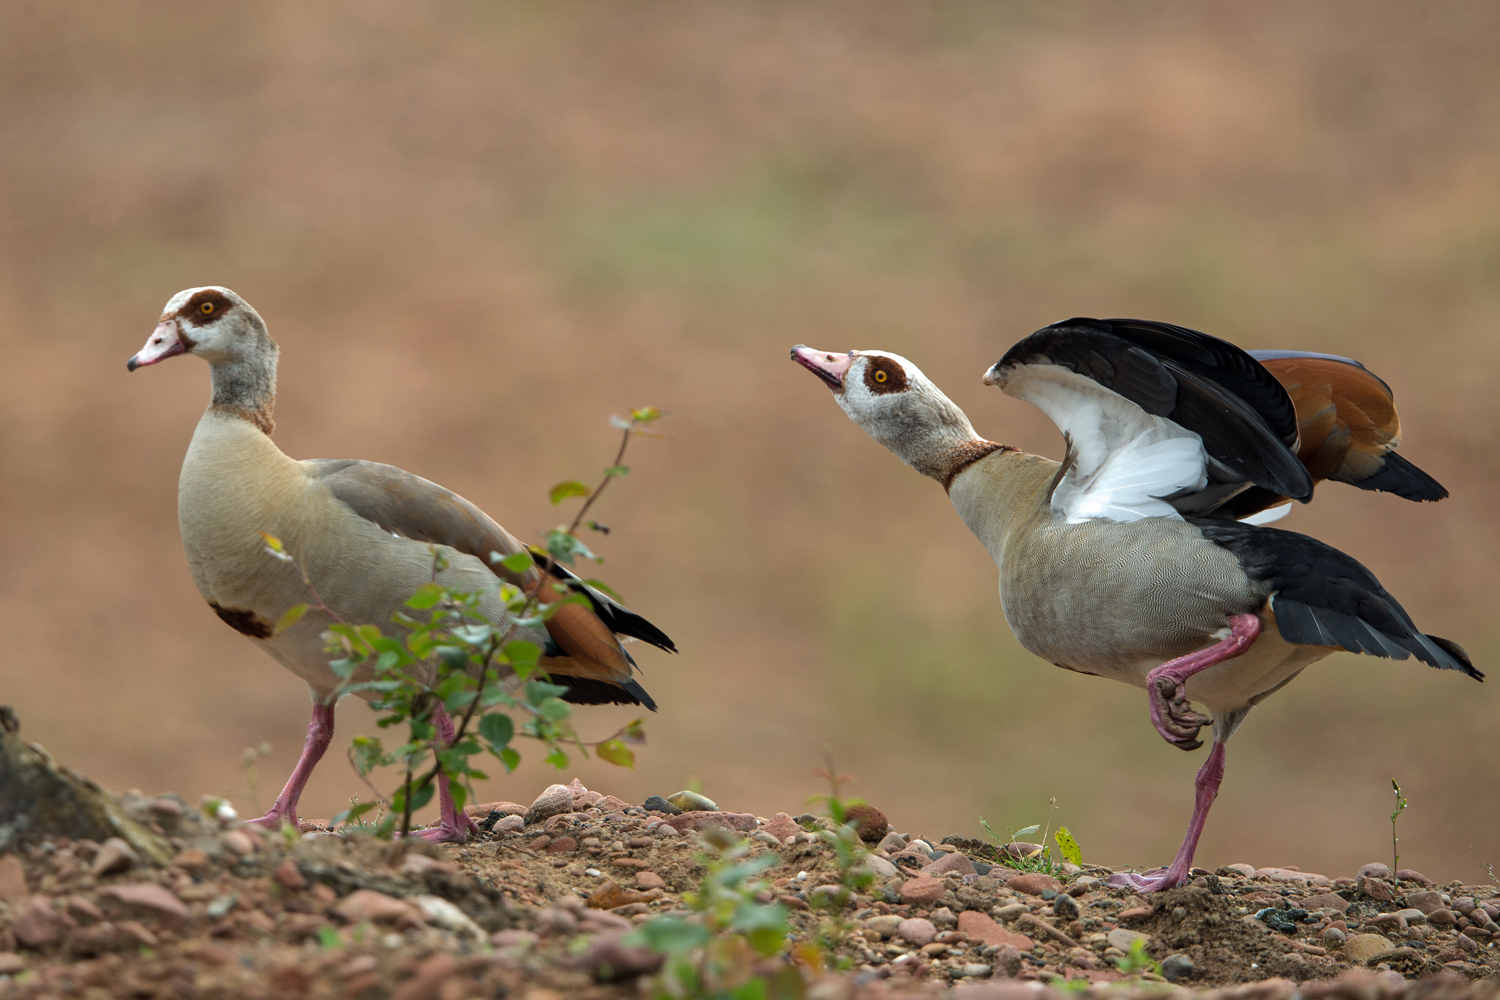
left=503, top=640, right=542, bottom=667
left=596, top=739, right=635, bottom=768
left=581, top=578, right=622, bottom=601
left=274, top=603, right=310, bottom=636
left=549, top=481, right=592, bottom=505
left=544, top=748, right=569, bottom=769
left=392, top=781, right=434, bottom=815
left=1054, top=827, right=1083, bottom=868
left=635, top=917, right=710, bottom=953
left=1013, top=824, right=1041, bottom=837
left=444, top=689, right=476, bottom=712
left=479, top=713, right=514, bottom=750
left=332, top=801, right=379, bottom=825
left=604, top=464, right=629, bottom=477
left=630, top=406, right=663, bottom=423
left=539, top=697, right=571, bottom=722
left=495, top=550, right=534, bottom=573
left=317, top=926, right=343, bottom=950
left=405, top=583, right=448, bottom=610
left=524, top=680, right=570, bottom=704
left=499, top=747, right=521, bottom=772
left=448, top=778, right=467, bottom=813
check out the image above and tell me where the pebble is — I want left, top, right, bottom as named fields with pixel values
left=667, top=790, right=717, bottom=812
left=493, top=815, right=525, bottom=834
left=1395, top=868, right=1431, bottom=884
left=333, top=890, right=418, bottom=925
left=641, top=795, right=682, bottom=815
left=1053, top=893, right=1081, bottom=920
left=490, top=929, right=538, bottom=949
left=923, top=852, right=975, bottom=877
left=545, top=836, right=578, bottom=854
left=1357, top=862, right=1394, bottom=880
left=906, top=839, right=932, bottom=854
left=567, top=778, right=603, bottom=809
left=876, top=831, right=907, bottom=853
left=412, top=895, right=485, bottom=938
left=13, top=897, right=67, bottom=947
left=1428, top=908, right=1458, bottom=927
left=1067, top=876, right=1101, bottom=896
left=636, top=871, right=665, bottom=890
left=0, top=855, right=27, bottom=899
left=527, top=784, right=575, bottom=822
left=1341, top=933, right=1395, bottom=963
left=664, top=811, right=759, bottom=834
left=1457, top=933, right=1479, bottom=953
left=859, top=855, right=899, bottom=880
left=959, top=963, right=992, bottom=978
left=1107, top=928, right=1149, bottom=951
left=573, top=929, right=664, bottom=980
left=1357, top=875, right=1395, bottom=902
left=1404, top=890, right=1444, bottom=914
left=843, top=803, right=888, bottom=843
left=1006, top=873, right=1062, bottom=896
left=91, top=838, right=139, bottom=877
left=1299, top=892, right=1349, bottom=914
left=864, top=915, right=902, bottom=939
left=272, top=858, right=306, bottom=890
left=897, top=917, right=937, bottom=946
left=1323, top=927, right=1347, bottom=944
left=170, top=848, right=211, bottom=874
left=899, top=874, right=945, bottom=906
left=958, top=910, right=1034, bottom=950
left=930, top=906, right=957, bottom=929
left=1161, top=953, right=1194, bottom=981
left=101, top=883, right=189, bottom=925
left=221, top=830, right=256, bottom=856
left=761, top=812, right=799, bottom=841
left=0, top=953, right=23, bottom=974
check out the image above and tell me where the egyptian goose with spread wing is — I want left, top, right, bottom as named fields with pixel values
left=129, top=286, right=675, bottom=841
left=792, top=318, right=1476, bottom=891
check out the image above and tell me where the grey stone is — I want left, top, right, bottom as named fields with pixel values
left=960, top=963, right=992, bottom=978
left=1066, top=876, right=1100, bottom=896
left=1052, top=893, right=1080, bottom=920
left=527, top=784, right=575, bottom=823
left=667, top=791, right=717, bottom=812
left=1107, top=928, right=1149, bottom=951
left=1323, top=927, right=1346, bottom=944
left=641, top=796, right=681, bottom=815
left=930, top=907, right=957, bottom=929
left=876, top=831, right=907, bottom=853
left=1428, top=909, right=1457, bottom=927
left=863, top=915, right=901, bottom=940
left=1161, top=953, right=1194, bottom=982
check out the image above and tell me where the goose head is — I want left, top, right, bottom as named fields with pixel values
left=128, top=286, right=275, bottom=372
left=791, top=345, right=984, bottom=481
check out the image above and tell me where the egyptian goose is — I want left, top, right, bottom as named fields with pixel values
left=128, top=287, right=675, bottom=841
left=792, top=318, right=1477, bottom=891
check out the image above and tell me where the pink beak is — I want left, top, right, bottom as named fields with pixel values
left=127, top=320, right=186, bottom=371
left=791, top=345, right=853, bottom=390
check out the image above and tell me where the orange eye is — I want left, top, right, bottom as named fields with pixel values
left=874, top=370, right=887, bottom=382
left=200, top=302, right=215, bottom=315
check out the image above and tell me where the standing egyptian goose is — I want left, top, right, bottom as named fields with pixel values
left=792, top=318, right=1476, bottom=891
left=128, top=287, right=675, bottom=842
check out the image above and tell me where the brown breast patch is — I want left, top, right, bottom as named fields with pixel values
left=209, top=602, right=272, bottom=639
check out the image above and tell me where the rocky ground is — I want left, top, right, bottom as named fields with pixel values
left=1, top=776, right=1498, bottom=1000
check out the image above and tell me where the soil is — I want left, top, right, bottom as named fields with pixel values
left=2, top=781, right=1498, bottom=1000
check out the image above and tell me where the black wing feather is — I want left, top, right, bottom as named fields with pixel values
left=1197, top=521, right=1480, bottom=680
left=996, top=319, right=1313, bottom=505
left=533, top=551, right=678, bottom=654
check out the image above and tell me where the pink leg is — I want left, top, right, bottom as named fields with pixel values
left=1148, top=614, right=1261, bottom=750
left=1110, top=741, right=1227, bottom=892
left=415, top=705, right=482, bottom=843
left=245, top=701, right=335, bottom=831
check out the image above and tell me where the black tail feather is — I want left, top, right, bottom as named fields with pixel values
left=553, top=674, right=658, bottom=711
left=1339, top=451, right=1449, bottom=502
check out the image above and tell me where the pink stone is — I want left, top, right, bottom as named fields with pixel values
left=899, top=874, right=945, bottom=906
left=0, top=953, right=23, bottom=974
left=0, top=855, right=27, bottom=900
left=596, top=796, right=632, bottom=812
left=527, top=784, right=575, bottom=822
left=464, top=801, right=527, bottom=819
left=897, top=917, right=936, bottom=946
left=13, top=897, right=68, bottom=947
left=923, top=852, right=976, bottom=877
left=958, top=910, right=1036, bottom=950
left=664, top=811, right=758, bottom=834
left=273, top=858, right=307, bottom=890
left=762, top=812, right=800, bottom=841
left=334, top=889, right=418, bottom=924
left=1007, top=873, right=1062, bottom=896
left=100, top=884, right=188, bottom=925
left=636, top=871, right=666, bottom=890
left=221, top=830, right=255, bottom=856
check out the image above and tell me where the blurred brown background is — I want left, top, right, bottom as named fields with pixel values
left=3, top=2, right=1498, bottom=881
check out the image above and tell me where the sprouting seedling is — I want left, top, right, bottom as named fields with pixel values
left=1391, top=779, right=1407, bottom=878
left=239, top=741, right=273, bottom=815
left=1469, top=846, right=1498, bottom=886
left=1115, top=937, right=1161, bottom=976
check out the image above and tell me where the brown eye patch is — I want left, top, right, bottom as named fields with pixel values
left=180, top=289, right=232, bottom=326
left=863, top=356, right=908, bottom=394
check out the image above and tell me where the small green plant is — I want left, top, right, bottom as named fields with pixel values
left=1470, top=847, right=1498, bottom=886
left=1391, top=779, right=1407, bottom=877
left=266, top=407, right=663, bottom=838
left=631, top=827, right=796, bottom=1000
left=981, top=796, right=1082, bottom=874
left=239, top=741, right=273, bottom=815
left=1115, top=937, right=1162, bottom=976
left=803, top=753, right=875, bottom=958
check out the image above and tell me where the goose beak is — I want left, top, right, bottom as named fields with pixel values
left=128, top=320, right=186, bottom=371
left=791, top=345, right=853, bottom=391
left=981, top=363, right=1002, bottom=387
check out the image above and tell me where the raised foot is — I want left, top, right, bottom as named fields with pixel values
left=1108, top=867, right=1188, bottom=893
left=1149, top=676, right=1210, bottom=750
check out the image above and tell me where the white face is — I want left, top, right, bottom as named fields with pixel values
left=128, top=286, right=262, bottom=371
left=791, top=345, right=978, bottom=468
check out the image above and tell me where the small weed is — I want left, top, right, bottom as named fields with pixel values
left=1390, top=779, right=1407, bottom=877
left=980, top=796, right=1083, bottom=874
left=1116, top=937, right=1162, bottom=976
left=803, top=752, right=875, bottom=955
left=631, top=827, right=796, bottom=999
left=1470, top=846, right=1498, bottom=886
left=239, top=741, right=272, bottom=815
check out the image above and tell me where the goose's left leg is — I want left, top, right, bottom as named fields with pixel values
left=1109, top=740, right=1227, bottom=892
left=1147, top=614, right=1261, bottom=750
left=416, top=705, right=482, bottom=844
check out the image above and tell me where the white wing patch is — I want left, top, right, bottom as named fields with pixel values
left=1002, top=366, right=1209, bottom=524
left=1238, top=502, right=1291, bottom=526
